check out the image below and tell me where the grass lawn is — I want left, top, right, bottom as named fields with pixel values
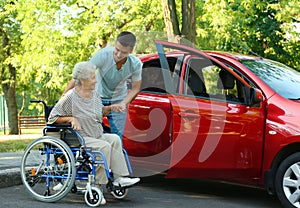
left=0, top=128, right=43, bottom=135
left=0, top=129, right=42, bottom=152
left=0, top=139, right=35, bottom=152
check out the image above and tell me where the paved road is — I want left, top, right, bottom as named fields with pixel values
left=0, top=135, right=283, bottom=207
left=0, top=174, right=282, bottom=208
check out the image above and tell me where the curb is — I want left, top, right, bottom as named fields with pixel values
left=0, top=168, right=22, bottom=188
left=0, top=134, right=42, bottom=188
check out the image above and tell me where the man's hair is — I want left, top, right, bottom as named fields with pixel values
left=117, top=31, right=136, bottom=48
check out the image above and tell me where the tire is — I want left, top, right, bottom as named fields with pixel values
left=84, top=187, right=103, bottom=207
left=275, top=152, right=300, bottom=208
left=111, top=188, right=128, bottom=199
left=20, top=136, right=76, bottom=203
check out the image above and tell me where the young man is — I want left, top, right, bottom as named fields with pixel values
left=63, top=31, right=143, bottom=141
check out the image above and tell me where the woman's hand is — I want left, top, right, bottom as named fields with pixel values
left=71, top=117, right=81, bottom=130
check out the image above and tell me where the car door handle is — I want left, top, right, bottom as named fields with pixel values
left=178, top=112, right=200, bottom=118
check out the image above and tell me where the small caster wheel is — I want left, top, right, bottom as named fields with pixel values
left=111, top=188, right=128, bottom=199
left=84, top=187, right=103, bottom=207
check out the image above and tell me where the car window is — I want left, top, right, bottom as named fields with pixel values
left=140, top=66, right=166, bottom=93
left=240, top=59, right=300, bottom=100
left=184, top=58, right=247, bottom=104
left=140, top=57, right=181, bottom=93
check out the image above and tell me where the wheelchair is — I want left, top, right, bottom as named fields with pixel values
left=20, top=100, right=133, bottom=207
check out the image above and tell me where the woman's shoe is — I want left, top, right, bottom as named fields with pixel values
left=113, top=177, right=140, bottom=187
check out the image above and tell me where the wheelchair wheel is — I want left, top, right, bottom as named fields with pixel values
left=111, top=188, right=128, bottom=199
left=20, top=136, right=76, bottom=203
left=84, top=187, right=103, bottom=207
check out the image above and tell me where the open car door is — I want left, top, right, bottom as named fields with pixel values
left=155, top=40, right=266, bottom=181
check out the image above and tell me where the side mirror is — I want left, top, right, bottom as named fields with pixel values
left=250, top=88, right=263, bottom=106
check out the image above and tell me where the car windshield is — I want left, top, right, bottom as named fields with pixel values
left=240, top=59, right=300, bottom=100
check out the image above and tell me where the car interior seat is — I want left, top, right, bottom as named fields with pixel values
left=141, top=67, right=166, bottom=93
left=217, top=69, right=238, bottom=101
left=187, top=69, right=208, bottom=97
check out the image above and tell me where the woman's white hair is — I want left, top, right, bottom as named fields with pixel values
left=72, top=61, right=96, bottom=85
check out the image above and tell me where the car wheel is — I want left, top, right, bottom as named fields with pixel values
left=275, top=153, right=300, bottom=208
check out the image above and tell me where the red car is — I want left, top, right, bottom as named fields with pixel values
left=113, top=41, right=300, bottom=208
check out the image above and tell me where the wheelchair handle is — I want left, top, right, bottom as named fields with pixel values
left=30, top=99, right=47, bottom=107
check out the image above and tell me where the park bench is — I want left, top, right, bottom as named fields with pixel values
left=18, top=115, right=45, bottom=135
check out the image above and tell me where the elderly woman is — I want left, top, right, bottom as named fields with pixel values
left=48, top=61, right=139, bottom=203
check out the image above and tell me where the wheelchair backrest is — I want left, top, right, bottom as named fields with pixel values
left=31, top=99, right=85, bottom=148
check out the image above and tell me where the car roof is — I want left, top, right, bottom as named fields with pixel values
left=204, top=51, right=263, bottom=61
left=137, top=50, right=262, bottom=63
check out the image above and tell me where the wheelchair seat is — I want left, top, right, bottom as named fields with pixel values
left=44, top=123, right=82, bottom=147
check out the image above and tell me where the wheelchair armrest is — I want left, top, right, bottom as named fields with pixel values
left=46, top=123, right=72, bottom=128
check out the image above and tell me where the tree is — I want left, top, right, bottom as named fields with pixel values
left=2, top=0, right=299, bottom=135
left=0, top=0, right=164, bottom=134
left=162, top=0, right=179, bottom=40
left=15, top=0, right=164, bottom=102
left=181, top=0, right=196, bottom=44
left=271, top=0, right=300, bottom=68
left=0, top=1, right=21, bottom=134
left=162, top=0, right=196, bottom=44
left=197, top=0, right=300, bottom=70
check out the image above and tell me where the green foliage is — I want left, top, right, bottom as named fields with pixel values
left=0, top=0, right=300, bottom=118
left=0, top=0, right=22, bottom=88
left=197, top=0, right=300, bottom=70
left=7, top=0, right=165, bottom=114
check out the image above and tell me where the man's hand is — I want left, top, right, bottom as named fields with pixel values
left=111, top=102, right=126, bottom=112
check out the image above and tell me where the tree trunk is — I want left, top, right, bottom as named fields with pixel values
left=182, top=0, right=196, bottom=45
left=162, top=0, right=180, bottom=42
left=1, top=66, right=18, bottom=135
left=162, top=0, right=196, bottom=45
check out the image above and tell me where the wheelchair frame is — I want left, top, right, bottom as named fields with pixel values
left=20, top=100, right=133, bottom=207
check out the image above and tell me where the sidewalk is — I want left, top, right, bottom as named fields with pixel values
left=0, top=134, right=41, bottom=188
